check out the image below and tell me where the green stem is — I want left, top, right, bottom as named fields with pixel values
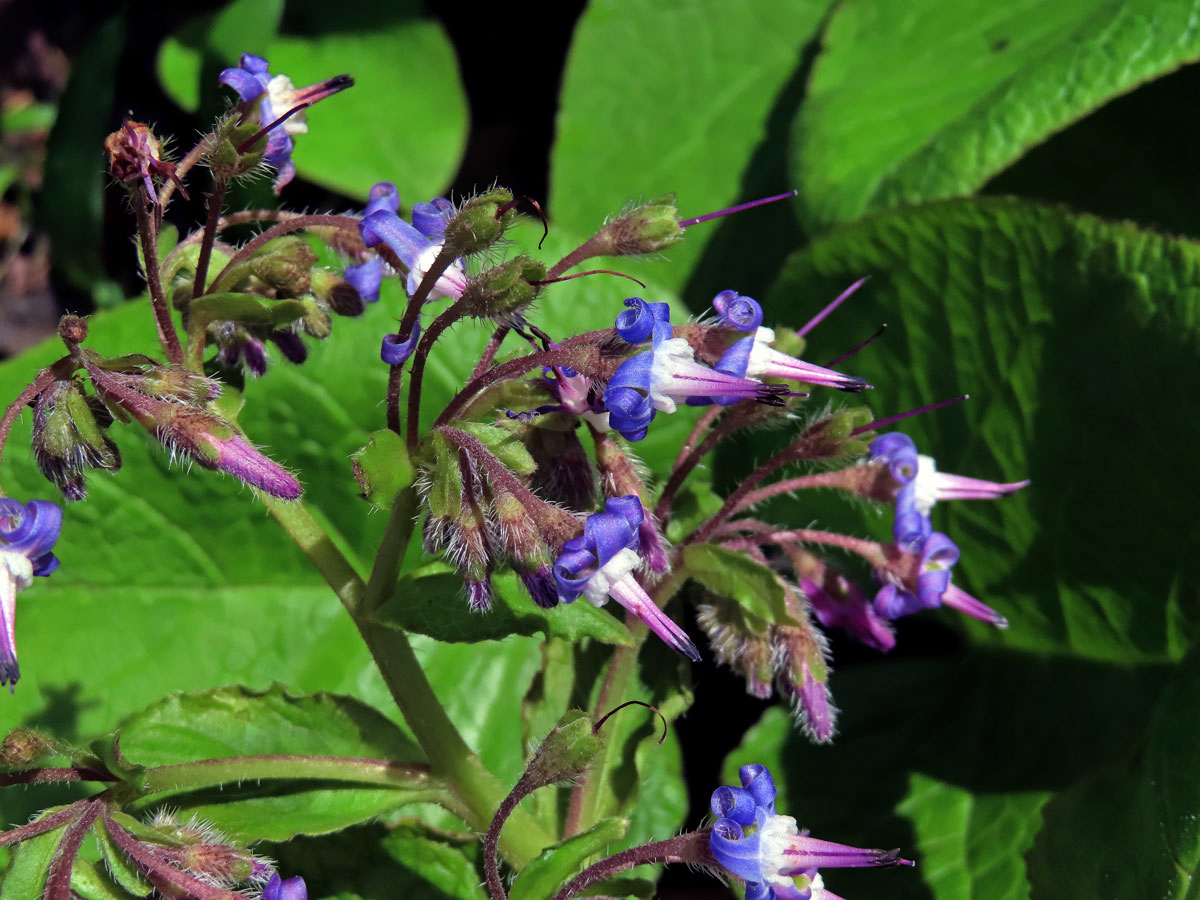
left=264, top=494, right=553, bottom=865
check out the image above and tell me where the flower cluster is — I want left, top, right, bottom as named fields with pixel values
left=868, top=432, right=1028, bottom=626
left=710, top=764, right=912, bottom=900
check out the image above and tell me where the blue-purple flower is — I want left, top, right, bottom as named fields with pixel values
left=868, top=432, right=1029, bottom=552
left=710, top=764, right=913, bottom=900
left=263, top=873, right=307, bottom=900
left=553, top=495, right=699, bottom=660
left=605, top=299, right=785, bottom=441
left=709, top=292, right=870, bottom=395
left=0, top=498, right=62, bottom=687
left=218, top=54, right=349, bottom=193
left=359, top=198, right=467, bottom=301
left=345, top=182, right=401, bottom=302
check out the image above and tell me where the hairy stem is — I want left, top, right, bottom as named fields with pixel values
left=44, top=801, right=102, bottom=900
left=550, top=831, right=715, bottom=900
left=191, top=180, right=228, bottom=299
left=134, top=200, right=184, bottom=365
left=208, top=214, right=361, bottom=293
left=436, top=347, right=593, bottom=428
left=406, top=304, right=463, bottom=452
left=472, top=325, right=511, bottom=379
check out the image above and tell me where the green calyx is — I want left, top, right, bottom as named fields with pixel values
left=521, top=710, right=604, bottom=791
left=458, top=254, right=547, bottom=319
left=595, top=194, right=683, bottom=256
left=442, top=188, right=516, bottom=257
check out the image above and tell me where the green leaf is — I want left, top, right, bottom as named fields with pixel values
left=379, top=826, right=486, bottom=900
left=509, top=818, right=629, bottom=900
left=794, top=0, right=1200, bottom=230
left=768, top=197, right=1200, bottom=661
left=681, top=544, right=793, bottom=629
left=0, top=816, right=66, bottom=900
left=1028, top=638, right=1200, bottom=899
left=71, top=858, right=146, bottom=900
left=350, top=429, right=414, bottom=511
left=115, top=685, right=429, bottom=841
left=157, top=0, right=284, bottom=113
left=40, top=13, right=125, bottom=300
left=724, top=650, right=1169, bottom=900
left=551, top=0, right=833, bottom=292
left=373, top=566, right=633, bottom=646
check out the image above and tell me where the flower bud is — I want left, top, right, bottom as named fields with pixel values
left=207, top=115, right=268, bottom=183
left=32, top=379, right=120, bottom=501
left=441, top=188, right=515, bottom=257
left=696, top=599, right=776, bottom=699
left=0, top=728, right=59, bottom=769
left=593, top=196, right=683, bottom=256
left=525, top=422, right=596, bottom=511
left=246, top=236, right=317, bottom=296
left=520, top=710, right=603, bottom=791
left=298, top=298, right=333, bottom=339
left=776, top=586, right=836, bottom=743
left=311, top=268, right=365, bottom=317
left=456, top=255, right=546, bottom=320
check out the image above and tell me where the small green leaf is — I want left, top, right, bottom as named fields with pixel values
left=379, top=826, right=487, bottom=900
left=509, top=818, right=629, bottom=900
left=71, top=858, right=148, bottom=900
left=794, top=0, right=1200, bottom=230
left=681, top=544, right=793, bottom=629
left=373, top=566, right=633, bottom=646
left=0, top=816, right=66, bottom=900
left=115, top=685, right=428, bottom=841
left=350, top=429, right=413, bottom=510
left=87, top=734, right=148, bottom=792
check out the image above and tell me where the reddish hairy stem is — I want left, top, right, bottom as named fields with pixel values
left=0, top=803, right=85, bottom=847
left=722, top=528, right=890, bottom=569
left=546, top=238, right=602, bottom=281
left=684, top=420, right=838, bottom=547
left=386, top=365, right=404, bottom=434
left=730, top=469, right=860, bottom=516
left=0, top=767, right=117, bottom=786
left=191, top=179, right=228, bottom=299
left=435, top=347, right=595, bottom=429
left=550, top=831, right=715, bottom=900
left=471, top=325, right=511, bottom=380
left=133, top=200, right=184, bottom=365
left=102, top=815, right=248, bottom=900
left=208, top=213, right=361, bottom=291
left=0, top=358, right=75, bottom=495
left=44, top=801, right=102, bottom=900
left=406, top=303, right=467, bottom=452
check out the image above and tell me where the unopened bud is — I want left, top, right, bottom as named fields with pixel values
left=207, top=116, right=268, bottom=183
left=299, top=299, right=332, bottom=339
left=521, top=710, right=603, bottom=790
left=32, top=379, right=120, bottom=501
left=57, top=315, right=88, bottom=346
left=248, top=237, right=317, bottom=295
left=594, top=196, right=683, bottom=257
left=311, top=269, right=365, bottom=317
left=697, top=600, right=776, bottom=699
left=457, top=255, right=545, bottom=319
left=441, top=188, right=515, bottom=257
left=776, top=586, right=836, bottom=743
left=525, top=422, right=596, bottom=511
left=0, top=728, right=59, bottom=769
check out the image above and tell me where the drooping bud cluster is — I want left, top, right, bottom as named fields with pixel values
left=104, top=120, right=184, bottom=205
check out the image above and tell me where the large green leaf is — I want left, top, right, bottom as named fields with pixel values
left=767, top=197, right=1200, bottom=662
left=724, top=650, right=1169, bottom=900
left=0, top=819, right=65, bottom=900
left=115, top=685, right=432, bottom=841
left=1028, top=639, right=1200, bottom=900
left=794, top=0, right=1200, bottom=231
left=551, top=0, right=833, bottom=293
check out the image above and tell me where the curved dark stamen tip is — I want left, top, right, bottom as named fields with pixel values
left=325, top=74, right=355, bottom=92
left=876, top=849, right=915, bottom=867
left=533, top=269, right=646, bottom=289
left=677, top=635, right=702, bottom=663
left=594, top=699, right=669, bottom=743
left=528, top=198, right=549, bottom=248
left=836, top=378, right=872, bottom=393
